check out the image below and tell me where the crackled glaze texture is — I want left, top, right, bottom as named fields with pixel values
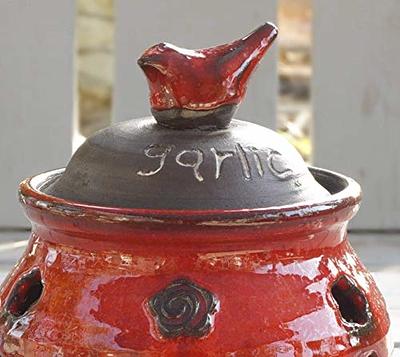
left=138, top=22, right=277, bottom=111
left=0, top=173, right=391, bottom=356
left=138, top=22, right=277, bottom=128
left=0, top=21, right=391, bottom=357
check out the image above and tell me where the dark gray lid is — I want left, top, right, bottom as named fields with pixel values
left=43, top=118, right=330, bottom=209
left=43, top=23, right=330, bottom=209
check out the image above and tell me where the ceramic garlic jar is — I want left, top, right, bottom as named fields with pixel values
left=0, top=23, right=391, bottom=356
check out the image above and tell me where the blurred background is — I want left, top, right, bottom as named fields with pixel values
left=75, top=0, right=314, bottom=156
left=0, top=0, right=399, bottom=343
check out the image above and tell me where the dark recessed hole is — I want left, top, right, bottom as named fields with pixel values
left=310, top=167, right=348, bottom=195
left=367, top=352, right=378, bottom=357
left=6, top=268, right=43, bottom=317
left=331, top=275, right=369, bottom=325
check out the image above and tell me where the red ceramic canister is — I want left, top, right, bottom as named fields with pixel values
left=0, top=23, right=391, bottom=356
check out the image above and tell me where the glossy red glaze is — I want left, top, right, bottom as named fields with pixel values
left=138, top=23, right=278, bottom=111
left=0, top=170, right=391, bottom=356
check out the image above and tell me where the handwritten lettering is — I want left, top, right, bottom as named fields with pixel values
left=137, top=143, right=298, bottom=183
left=267, top=150, right=293, bottom=179
left=247, top=146, right=264, bottom=177
left=211, top=148, right=234, bottom=179
left=137, top=144, right=173, bottom=176
left=235, top=144, right=251, bottom=180
left=176, top=149, right=204, bottom=182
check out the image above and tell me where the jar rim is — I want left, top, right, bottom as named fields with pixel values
left=18, top=167, right=361, bottom=226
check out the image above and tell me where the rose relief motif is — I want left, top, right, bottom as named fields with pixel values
left=148, top=278, right=219, bottom=338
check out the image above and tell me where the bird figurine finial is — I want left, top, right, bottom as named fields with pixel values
left=138, top=22, right=278, bottom=129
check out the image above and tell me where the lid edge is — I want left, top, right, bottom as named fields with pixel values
left=19, top=167, right=361, bottom=225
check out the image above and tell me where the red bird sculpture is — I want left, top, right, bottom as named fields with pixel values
left=138, top=23, right=278, bottom=129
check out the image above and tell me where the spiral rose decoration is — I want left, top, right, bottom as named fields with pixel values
left=148, top=278, right=219, bottom=338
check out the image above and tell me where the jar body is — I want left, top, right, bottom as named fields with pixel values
left=0, top=207, right=391, bottom=356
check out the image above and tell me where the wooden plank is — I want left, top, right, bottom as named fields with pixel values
left=113, top=0, right=278, bottom=128
left=0, top=1, right=76, bottom=228
left=312, top=1, right=400, bottom=229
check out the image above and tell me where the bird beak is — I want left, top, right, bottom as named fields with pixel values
left=137, top=44, right=169, bottom=76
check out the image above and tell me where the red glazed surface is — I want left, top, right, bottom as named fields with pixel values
left=138, top=23, right=277, bottom=111
left=0, top=169, right=391, bottom=356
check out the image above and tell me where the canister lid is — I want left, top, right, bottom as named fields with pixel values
left=43, top=23, right=330, bottom=209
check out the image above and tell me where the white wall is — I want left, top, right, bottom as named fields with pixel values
left=1, top=1, right=399, bottom=230
left=313, top=1, right=400, bottom=229
left=0, top=1, right=76, bottom=227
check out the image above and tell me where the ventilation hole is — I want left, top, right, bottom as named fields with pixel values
left=5, top=268, right=43, bottom=317
left=331, top=275, right=369, bottom=325
left=366, top=352, right=378, bottom=357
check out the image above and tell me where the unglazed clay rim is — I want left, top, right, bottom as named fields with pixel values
left=19, top=167, right=361, bottom=225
